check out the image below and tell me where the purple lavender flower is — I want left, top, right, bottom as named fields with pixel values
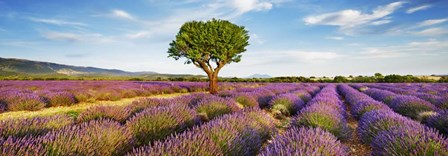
left=372, top=124, right=448, bottom=156
left=0, top=115, right=74, bottom=138
left=128, top=108, right=276, bottom=156
left=269, top=93, right=305, bottom=117
left=0, top=136, right=46, bottom=155
left=232, top=93, right=259, bottom=108
left=125, top=104, right=199, bottom=146
left=390, top=95, right=437, bottom=120
left=364, top=88, right=396, bottom=104
left=358, top=110, right=422, bottom=144
left=44, top=91, right=77, bottom=106
left=41, top=119, right=134, bottom=155
left=195, top=96, right=241, bottom=121
left=424, top=110, right=448, bottom=135
left=259, top=127, right=348, bottom=156
left=3, top=91, right=47, bottom=111
left=352, top=100, right=392, bottom=119
left=76, top=105, right=133, bottom=123
left=293, top=103, right=350, bottom=139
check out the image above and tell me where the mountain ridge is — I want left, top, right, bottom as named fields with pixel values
left=0, top=57, right=157, bottom=76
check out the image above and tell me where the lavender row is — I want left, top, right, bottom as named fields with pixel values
left=292, top=84, right=350, bottom=139
left=339, top=84, right=448, bottom=155
left=366, top=84, right=448, bottom=109
left=127, top=108, right=277, bottom=156
left=260, top=84, right=349, bottom=155
left=361, top=87, right=438, bottom=120
left=0, top=81, right=261, bottom=113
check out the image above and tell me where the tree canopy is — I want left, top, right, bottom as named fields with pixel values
left=168, top=19, right=250, bottom=94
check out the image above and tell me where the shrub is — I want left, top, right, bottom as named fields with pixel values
left=251, top=89, right=275, bottom=108
left=233, top=93, right=259, bottom=108
left=436, top=96, right=448, bottom=109
left=0, top=136, right=46, bottom=155
left=292, top=104, right=350, bottom=139
left=358, top=110, right=422, bottom=144
left=292, top=90, right=312, bottom=102
left=45, top=91, right=77, bottom=107
left=128, top=131, right=222, bottom=156
left=41, top=119, right=134, bottom=156
left=0, top=115, right=74, bottom=138
left=269, top=93, right=305, bottom=117
left=4, top=92, right=46, bottom=111
left=372, top=125, right=448, bottom=156
left=351, top=100, right=391, bottom=119
left=424, top=110, right=448, bottom=135
left=390, top=95, right=437, bottom=120
left=76, top=105, right=132, bottom=123
left=195, top=96, right=240, bottom=121
left=217, top=90, right=235, bottom=97
left=364, top=88, right=396, bottom=104
left=0, top=101, right=5, bottom=113
left=259, top=127, right=348, bottom=156
left=128, top=109, right=276, bottom=156
left=125, top=98, right=173, bottom=115
left=125, top=105, right=199, bottom=146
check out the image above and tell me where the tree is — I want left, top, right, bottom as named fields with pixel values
left=168, top=19, right=250, bottom=94
left=333, top=76, right=348, bottom=83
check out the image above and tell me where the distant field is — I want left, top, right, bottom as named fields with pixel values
left=0, top=82, right=447, bottom=155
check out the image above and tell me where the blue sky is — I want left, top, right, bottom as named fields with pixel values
left=0, top=0, right=447, bottom=77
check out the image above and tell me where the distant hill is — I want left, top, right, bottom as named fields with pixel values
left=246, top=74, right=272, bottom=78
left=0, top=57, right=157, bottom=76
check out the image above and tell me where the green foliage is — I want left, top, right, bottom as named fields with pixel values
left=168, top=18, right=249, bottom=66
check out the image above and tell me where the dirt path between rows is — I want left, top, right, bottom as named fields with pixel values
left=0, top=92, right=192, bottom=121
left=342, top=100, right=372, bottom=156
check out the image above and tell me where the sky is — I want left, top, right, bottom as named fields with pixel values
left=0, top=0, right=447, bottom=77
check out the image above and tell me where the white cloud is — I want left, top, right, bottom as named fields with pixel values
left=42, top=31, right=115, bottom=43
left=250, top=33, right=266, bottom=45
left=325, top=36, right=344, bottom=40
left=120, top=0, right=285, bottom=40
left=414, top=27, right=448, bottom=36
left=304, top=1, right=405, bottom=35
left=371, top=20, right=391, bottom=25
left=29, top=18, right=87, bottom=27
left=417, top=18, right=448, bottom=27
left=358, top=39, right=448, bottom=59
left=126, top=31, right=151, bottom=39
left=286, top=51, right=345, bottom=62
left=231, top=0, right=273, bottom=14
left=406, top=4, right=431, bottom=14
left=111, top=9, right=135, bottom=20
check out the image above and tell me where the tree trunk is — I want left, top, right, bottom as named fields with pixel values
left=208, top=73, right=218, bottom=94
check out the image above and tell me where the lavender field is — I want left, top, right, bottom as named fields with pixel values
left=0, top=81, right=447, bottom=156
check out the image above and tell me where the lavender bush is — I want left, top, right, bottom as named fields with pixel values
left=45, top=91, right=77, bottom=107
left=128, top=109, right=276, bottom=156
left=0, top=136, right=46, bottom=155
left=125, top=104, right=199, bottom=146
left=76, top=105, right=132, bottom=123
left=390, top=95, right=437, bottom=120
left=358, top=110, right=422, bottom=144
left=0, top=115, right=74, bottom=138
left=372, top=125, right=448, bottom=156
left=195, top=96, right=240, bottom=121
left=259, top=127, right=348, bottom=156
left=269, top=93, right=305, bottom=117
left=292, top=104, right=350, bottom=139
left=424, top=110, right=448, bottom=135
left=3, top=91, right=46, bottom=111
left=232, top=93, right=259, bottom=108
left=41, top=119, right=134, bottom=156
